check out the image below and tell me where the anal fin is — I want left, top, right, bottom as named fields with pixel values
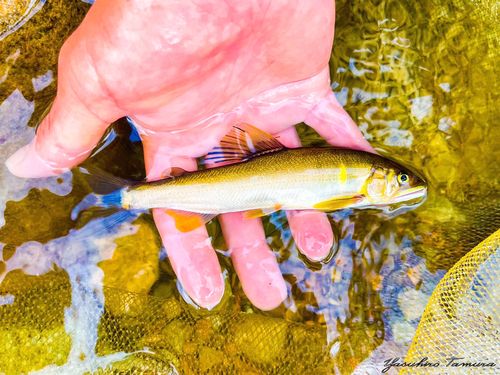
left=313, top=195, right=365, bottom=211
left=164, top=210, right=218, bottom=232
left=242, top=205, right=283, bottom=219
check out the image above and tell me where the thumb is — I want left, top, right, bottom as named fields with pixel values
left=6, top=85, right=120, bottom=178
left=6, top=97, right=110, bottom=178
left=6, top=32, right=124, bottom=178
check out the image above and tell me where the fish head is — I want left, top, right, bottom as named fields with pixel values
left=364, top=161, right=427, bottom=207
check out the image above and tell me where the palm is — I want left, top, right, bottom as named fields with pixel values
left=7, top=0, right=374, bottom=310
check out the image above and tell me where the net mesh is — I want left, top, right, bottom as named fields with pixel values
left=0, top=270, right=332, bottom=375
left=402, top=228, right=500, bottom=374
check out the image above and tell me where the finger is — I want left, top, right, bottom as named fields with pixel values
left=305, top=90, right=377, bottom=153
left=5, top=39, right=123, bottom=178
left=5, top=96, right=112, bottom=178
left=287, top=210, right=334, bottom=261
left=218, top=212, right=287, bottom=311
left=143, top=139, right=224, bottom=308
left=205, top=137, right=287, bottom=311
left=276, top=126, right=334, bottom=261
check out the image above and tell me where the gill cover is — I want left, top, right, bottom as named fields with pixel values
left=364, top=165, right=400, bottom=203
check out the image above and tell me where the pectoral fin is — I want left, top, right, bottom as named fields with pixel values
left=313, top=195, right=365, bottom=211
left=164, top=210, right=218, bottom=232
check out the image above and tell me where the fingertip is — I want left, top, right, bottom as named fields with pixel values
left=5, top=138, right=69, bottom=178
left=297, top=231, right=333, bottom=261
left=187, top=274, right=225, bottom=308
left=177, top=259, right=225, bottom=309
left=305, top=91, right=378, bottom=154
left=287, top=210, right=334, bottom=261
left=5, top=143, right=29, bottom=173
left=170, top=246, right=225, bottom=309
left=252, top=273, right=287, bottom=311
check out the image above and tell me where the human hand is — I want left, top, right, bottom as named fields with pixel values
left=6, top=0, right=374, bottom=310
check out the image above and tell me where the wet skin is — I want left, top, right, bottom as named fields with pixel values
left=6, top=0, right=375, bottom=310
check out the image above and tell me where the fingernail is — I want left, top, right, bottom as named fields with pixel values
left=174, top=261, right=225, bottom=309
left=288, top=211, right=334, bottom=261
left=178, top=276, right=225, bottom=309
left=5, top=138, right=68, bottom=178
left=297, top=231, right=333, bottom=261
left=5, top=143, right=30, bottom=172
left=191, top=278, right=225, bottom=308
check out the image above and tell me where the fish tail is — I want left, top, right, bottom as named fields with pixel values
left=72, top=210, right=134, bottom=242
left=71, top=190, right=125, bottom=221
left=99, top=189, right=124, bottom=208
left=72, top=167, right=137, bottom=221
left=82, top=167, right=135, bottom=195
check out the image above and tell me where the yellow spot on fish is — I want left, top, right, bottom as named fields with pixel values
left=340, top=163, right=347, bottom=189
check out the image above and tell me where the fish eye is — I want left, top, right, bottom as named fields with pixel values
left=398, top=172, right=409, bottom=184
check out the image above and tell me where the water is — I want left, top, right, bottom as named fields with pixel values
left=1, top=0, right=500, bottom=374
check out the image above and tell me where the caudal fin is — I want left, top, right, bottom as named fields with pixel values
left=71, top=167, right=137, bottom=220
left=71, top=191, right=124, bottom=220
left=81, top=167, right=136, bottom=194
left=72, top=210, right=136, bottom=241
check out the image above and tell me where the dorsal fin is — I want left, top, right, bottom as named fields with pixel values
left=202, top=123, right=286, bottom=165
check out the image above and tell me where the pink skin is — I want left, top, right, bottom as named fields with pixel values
left=5, top=0, right=374, bottom=310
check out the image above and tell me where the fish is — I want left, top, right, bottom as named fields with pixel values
left=73, top=123, right=427, bottom=232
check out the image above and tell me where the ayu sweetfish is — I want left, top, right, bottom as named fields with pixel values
left=77, top=124, right=427, bottom=232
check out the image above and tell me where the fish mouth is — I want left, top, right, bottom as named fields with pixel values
left=393, top=186, right=427, bottom=203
